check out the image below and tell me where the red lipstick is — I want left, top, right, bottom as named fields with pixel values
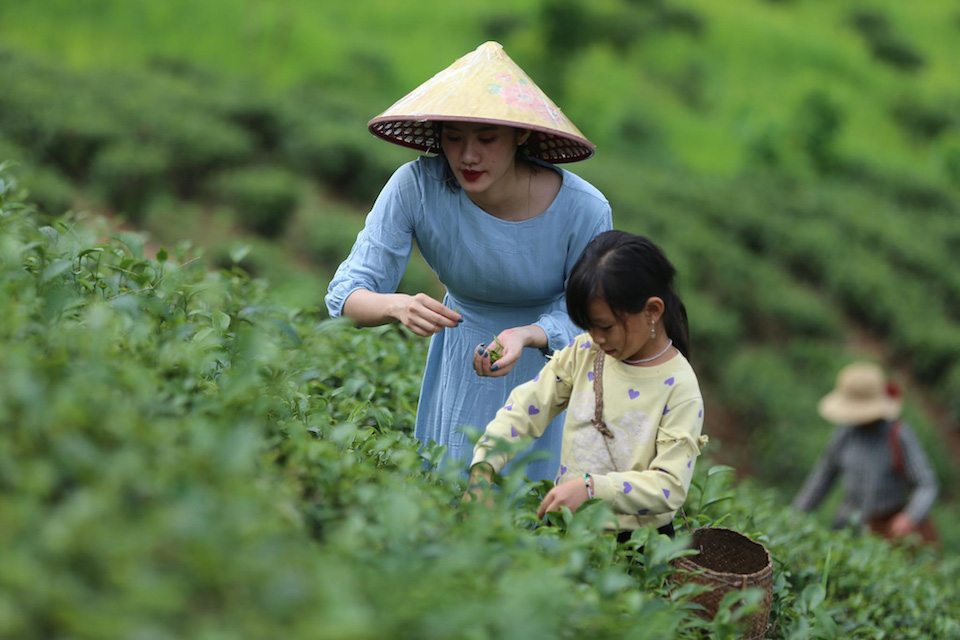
left=461, top=169, right=482, bottom=182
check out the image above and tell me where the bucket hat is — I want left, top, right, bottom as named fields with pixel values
left=368, top=41, right=595, bottom=163
left=817, top=362, right=902, bottom=426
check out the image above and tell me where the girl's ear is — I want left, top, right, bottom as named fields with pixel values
left=644, top=297, right=665, bottom=322
left=517, top=129, right=531, bottom=146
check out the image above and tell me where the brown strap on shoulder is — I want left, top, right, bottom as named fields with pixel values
left=592, top=350, right=614, bottom=438
left=591, top=350, right=646, bottom=528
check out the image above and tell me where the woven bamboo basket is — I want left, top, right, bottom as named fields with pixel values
left=671, top=527, right=773, bottom=639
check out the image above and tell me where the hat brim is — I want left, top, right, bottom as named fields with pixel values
left=817, top=392, right=902, bottom=426
left=367, top=41, right=596, bottom=164
left=367, top=115, right=595, bottom=163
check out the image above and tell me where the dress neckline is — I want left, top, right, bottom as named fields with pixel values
left=461, top=161, right=564, bottom=225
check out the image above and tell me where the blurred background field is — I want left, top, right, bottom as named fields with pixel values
left=1, top=1, right=958, bottom=636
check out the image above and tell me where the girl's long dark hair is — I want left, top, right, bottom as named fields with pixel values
left=566, top=230, right=691, bottom=359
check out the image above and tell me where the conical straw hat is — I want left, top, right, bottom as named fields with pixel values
left=368, top=41, right=595, bottom=163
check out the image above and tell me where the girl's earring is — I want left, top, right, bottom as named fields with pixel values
left=650, top=322, right=656, bottom=339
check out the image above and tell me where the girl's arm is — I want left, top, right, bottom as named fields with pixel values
left=469, top=351, right=574, bottom=474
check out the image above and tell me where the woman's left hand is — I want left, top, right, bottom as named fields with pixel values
left=537, top=477, right=589, bottom=519
left=472, top=329, right=525, bottom=377
left=472, top=326, right=547, bottom=377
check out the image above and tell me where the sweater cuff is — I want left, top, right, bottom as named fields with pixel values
left=470, top=445, right=510, bottom=475
left=592, top=473, right=617, bottom=503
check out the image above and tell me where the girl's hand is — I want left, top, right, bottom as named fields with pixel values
left=537, top=477, right=589, bottom=519
left=472, top=326, right=545, bottom=377
left=390, top=293, right=462, bottom=337
left=462, top=464, right=496, bottom=508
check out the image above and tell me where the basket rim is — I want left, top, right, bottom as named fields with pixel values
left=673, top=526, right=773, bottom=582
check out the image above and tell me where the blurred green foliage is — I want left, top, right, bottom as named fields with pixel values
left=1, top=170, right=958, bottom=638
left=206, top=166, right=301, bottom=238
left=0, top=4, right=958, bottom=631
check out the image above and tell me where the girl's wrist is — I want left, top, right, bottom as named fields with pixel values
left=583, top=473, right=594, bottom=500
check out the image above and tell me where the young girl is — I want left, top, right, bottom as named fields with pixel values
left=466, top=231, right=706, bottom=540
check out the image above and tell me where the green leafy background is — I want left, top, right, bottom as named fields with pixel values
left=1, top=0, right=958, bottom=637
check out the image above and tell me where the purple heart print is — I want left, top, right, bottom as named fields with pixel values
left=628, top=389, right=640, bottom=400
left=528, top=405, right=540, bottom=415
left=664, top=377, right=675, bottom=386
left=623, top=482, right=632, bottom=494
left=510, top=427, right=518, bottom=438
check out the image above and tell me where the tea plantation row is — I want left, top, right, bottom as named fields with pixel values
left=2, top=169, right=958, bottom=639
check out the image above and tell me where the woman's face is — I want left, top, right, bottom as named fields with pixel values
left=440, top=123, right=528, bottom=193
left=586, top=297, right=657, bottom=363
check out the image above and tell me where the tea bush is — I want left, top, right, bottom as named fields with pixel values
left=2, top=170, right=958, bottom=639
left=89, top=143, right=172, bottom=221
left=206, top=167, right=301, bottom=238
left=279, top=111, right=410, bottom=202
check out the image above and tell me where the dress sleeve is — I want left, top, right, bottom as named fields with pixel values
left=324, top=163, right=420, bottom=317
left=534, top=204, right=613, bottom=353
left=792, top=428, right=847, bottom=513
left=470, top=348, right=576, bottom=472
left=898, top=423, right=939, bottom=523
left=592, top=396, right=706, bottom=516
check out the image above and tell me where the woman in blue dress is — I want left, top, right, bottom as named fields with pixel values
left=325, top=42, right=612, bottom=481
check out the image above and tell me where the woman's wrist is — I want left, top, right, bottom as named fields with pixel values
left=382, top=293, right=409, bottom=323
left=344, top=289, right=408, bottom=327
left=509, top=325, right=548, bottom=350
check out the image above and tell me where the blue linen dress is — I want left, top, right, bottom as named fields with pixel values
left=325, top=154, right=612, bottom=481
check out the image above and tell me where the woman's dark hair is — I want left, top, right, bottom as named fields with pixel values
left=566, top=230, right=691, bottom=359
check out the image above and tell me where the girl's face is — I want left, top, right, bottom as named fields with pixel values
left=586, top=297, right=657, bottom=363
left=440, top=123, right=528, bottom=194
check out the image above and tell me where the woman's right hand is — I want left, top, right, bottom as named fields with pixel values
left=389, top=292, right=462, bottom=337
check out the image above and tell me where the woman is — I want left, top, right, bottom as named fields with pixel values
left=325, top=42, right=613, bottom=481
